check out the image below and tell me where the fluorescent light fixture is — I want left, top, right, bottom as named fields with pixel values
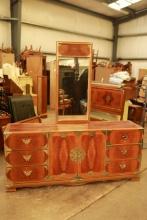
left=128, top=0, right=141, bottom=3
left=108, top=0, right=142, bottom=11
left=109, top=2, right=121, bottom=10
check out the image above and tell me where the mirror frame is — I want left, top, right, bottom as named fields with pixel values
left=56, top=41, right=93, bottom=123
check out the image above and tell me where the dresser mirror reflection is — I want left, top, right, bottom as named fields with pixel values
left=56, top=42, right=92, bottom=122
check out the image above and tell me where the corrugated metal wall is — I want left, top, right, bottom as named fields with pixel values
left=0, top=0, right=11, bottom=48
left=118, top=16, right=147, bottom=78
left=21, top=0, right=113, bottom=62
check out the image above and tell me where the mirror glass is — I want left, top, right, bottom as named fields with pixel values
left=56, top=42, right=92, bottom=122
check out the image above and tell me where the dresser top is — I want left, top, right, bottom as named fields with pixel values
left=4, top=120, right=143, bottom=134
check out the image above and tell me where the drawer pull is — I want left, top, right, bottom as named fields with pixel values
left=22, top=138, right=31, bottom=145
left=120, top=149, right=128, bottom=155
left=119, top=163, right=127, bottom=170
left=23, top=170, right=32, bottom=176
left=22, top=155, right=32, bottom=162
left=121, top=135, right=128, bottom=141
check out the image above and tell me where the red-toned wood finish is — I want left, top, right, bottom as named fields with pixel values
left=58, top=42, right=91, bottom=57
left=91, top=85, right=126, bottom=119
left=4, top=120, right=143, bottom=191
left=0, top=114, right=11, bottom=148
left=37, top=76, right=47, bottom=114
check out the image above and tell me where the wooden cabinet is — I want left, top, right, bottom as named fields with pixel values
left=4, top=121, right=143, bottom=191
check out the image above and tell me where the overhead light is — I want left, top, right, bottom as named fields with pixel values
left=108, top=0, right=142, bottom=11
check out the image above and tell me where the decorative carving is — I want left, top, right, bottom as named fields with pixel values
left=70, top=147, right=86, bottom=162
left=58, top=43, right=91, bottom=57
left=23, top=170, right=32, bottom=177
left=103, top=93, right=113, bottom=105
left=87, top=138, right=96, bottom=170
left=119, top=163, right=127, bottom=170
left=59, top=139, right=68, bottom=172
left=120, top=149, right=128, bottom=155
left=22, top=155, right=32, bottom=162
left=22, top=138, right=31, bottom=145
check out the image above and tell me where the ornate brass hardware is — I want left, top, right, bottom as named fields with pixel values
left=23, top=170, right=32, bottom=176
left=70, top=147, right=86, bottom=162
left=121, top=135, right=128, bottom=141
left=119, top=163, right=127, bottom=170
left=22, top=138, right=31, bottom=145
left=120, top=149, right=128, bottom=155
left=22, top=155, right=32, bottom=162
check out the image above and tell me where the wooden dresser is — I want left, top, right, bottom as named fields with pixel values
left=4, top=120, right=143, bottom=191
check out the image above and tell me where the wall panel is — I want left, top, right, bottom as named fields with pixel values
left=0, top=22, right=11, bottom=47
left=0, top=0, right=10, bottom=17
left=0, top=0, right=11, bottom=47
left=117, top=36, right=147, bottom=59
left=21, top=0, right=113, bottom=62
left=119, top=15, right=147, bottom=35
left=22, top=0, right=113, bottom=39
left=21, top=24, right=112, bottom=60
left=117, top=16, right=147, bottom=78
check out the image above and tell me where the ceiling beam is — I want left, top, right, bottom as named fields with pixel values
left=51, top=0, right=114, bottom=22
left=115, top=8, right=147, bottom=24
left=112, top=23, right=118, bottom=62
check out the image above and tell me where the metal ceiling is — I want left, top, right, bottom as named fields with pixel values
left=55, top=0, right=147, bottom=24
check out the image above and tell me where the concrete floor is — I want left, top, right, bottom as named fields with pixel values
left=0, top=123, right=147, bottom=220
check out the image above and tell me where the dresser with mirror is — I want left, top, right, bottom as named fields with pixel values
left=3, top=42, right=143, bottom=191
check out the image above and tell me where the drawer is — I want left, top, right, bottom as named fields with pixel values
left=5, top=133, right=48, bottom=150
left=106, top=145, right=141, bottom=160
left=106, top=159, right=139, bottom=174
left=6, top=150, right=48, bottom=166
left=7, top=166, right=48, bottom=182
left=108, top=130, right=142, bottom=145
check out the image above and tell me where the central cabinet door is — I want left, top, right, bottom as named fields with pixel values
left=49, top=131, right=106, bottom=182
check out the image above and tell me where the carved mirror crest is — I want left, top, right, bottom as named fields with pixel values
left=56, top=41, right=92, bottom=123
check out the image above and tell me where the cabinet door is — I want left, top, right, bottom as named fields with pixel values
left=78, top=131, right=106, bottom=179
left=49, top=132, right=78, bottom=181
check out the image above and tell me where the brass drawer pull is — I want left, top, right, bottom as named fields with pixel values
left=119, top=163, right=127, bottom=170
left=120, top=149, right=128, bottom=155
left=23, top=170, right=32, bottom=177
left=22, top=155, right=32, bottom=162
left=22, top=138, right=31, bottom=145
left=121, top=135, right=128, bottom=141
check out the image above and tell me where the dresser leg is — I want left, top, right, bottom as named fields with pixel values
left=6, top=187, right=16, bottom=192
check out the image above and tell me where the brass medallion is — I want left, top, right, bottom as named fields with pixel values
left=70, top=147, right=86, bottom=162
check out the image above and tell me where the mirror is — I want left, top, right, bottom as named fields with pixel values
left=56, top=42, right=92, bottom=122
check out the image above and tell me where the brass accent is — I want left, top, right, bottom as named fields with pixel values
left=70, top=147, right=86, bottom=162
left=119, top=163, right=127, bottom=170
left=22, top=138, right=31, bottom=145
left=120, top=149, right=128, bottom=155
left=22, top=155, right=32, bottom=162
left=88, top=171, right=94, bottom=175
left=121, top=135, right=128, bottom=141
left=23, top=170, right=32, bottom=176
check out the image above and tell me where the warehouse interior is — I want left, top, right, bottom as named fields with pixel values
left=1, top=0, right=147, bottom=219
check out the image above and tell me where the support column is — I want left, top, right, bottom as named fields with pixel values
left=112, top=23, right=119, bottom=62
left=10, top=0, right=22, bottom=61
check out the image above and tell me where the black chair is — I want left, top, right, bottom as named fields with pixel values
left=8, top=95, right=36, bottom=122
